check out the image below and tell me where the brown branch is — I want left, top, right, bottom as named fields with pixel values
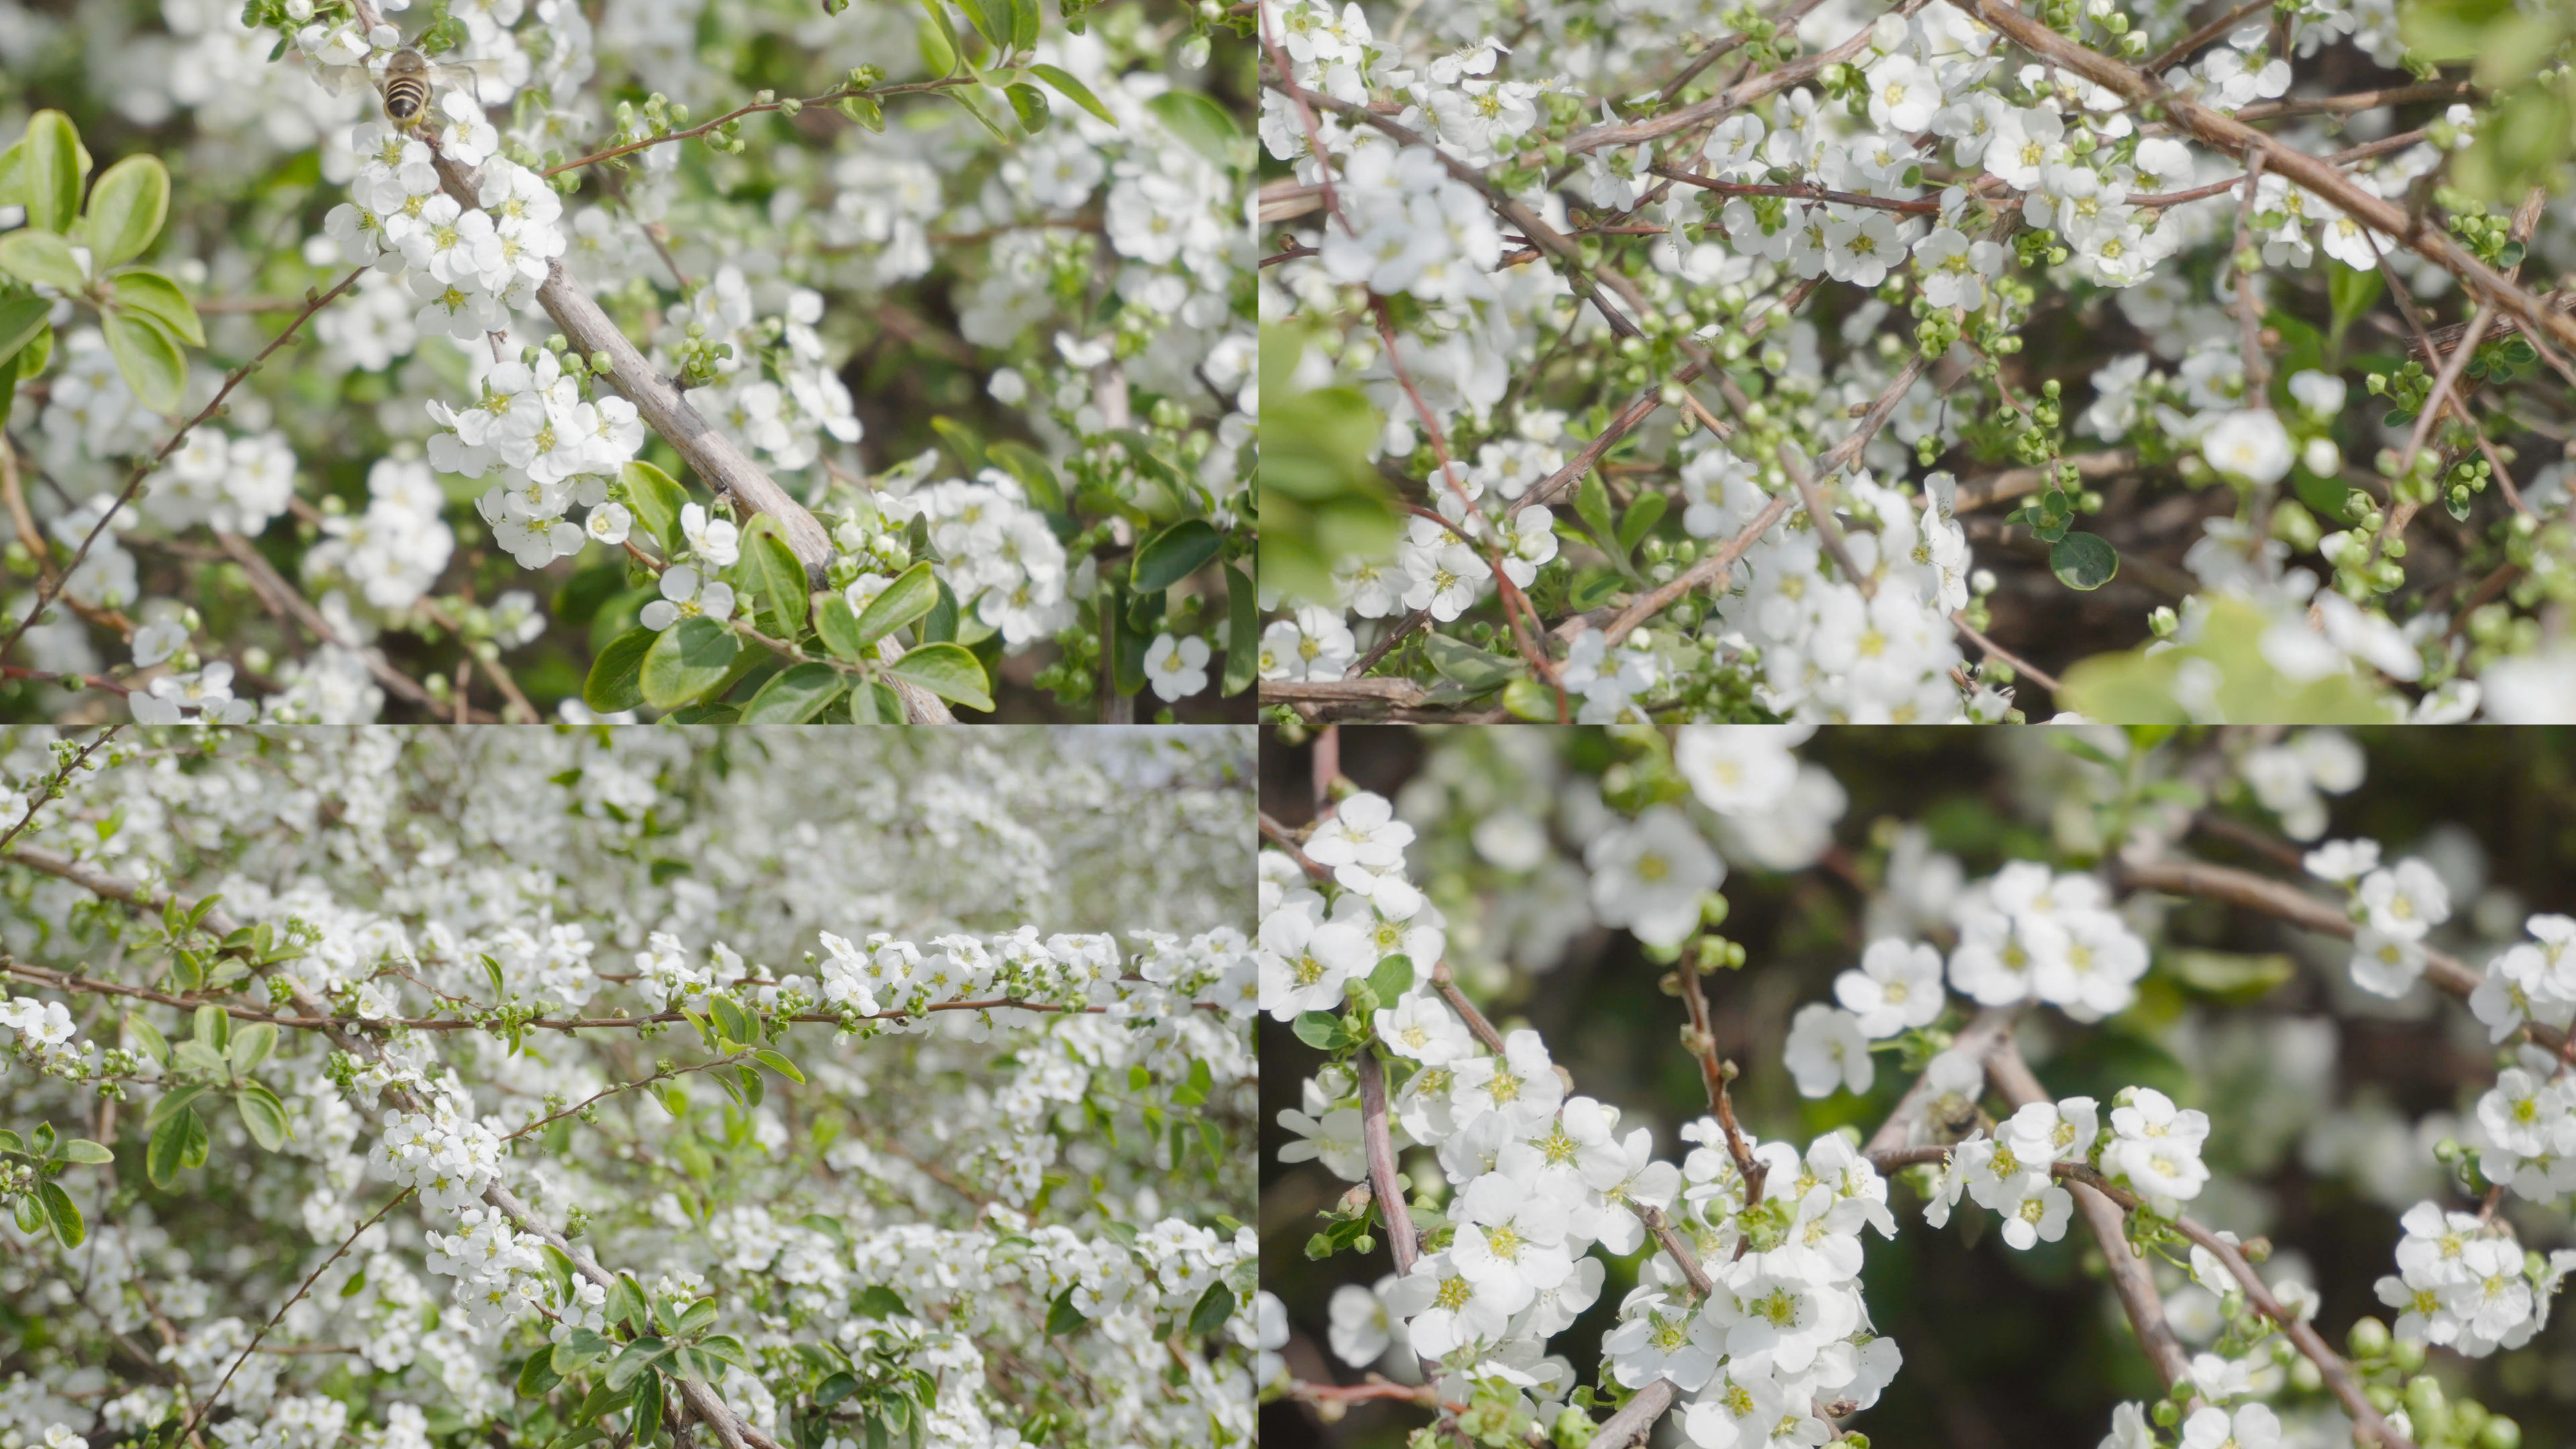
left=1984, top=1038, right=2194, bottom=1392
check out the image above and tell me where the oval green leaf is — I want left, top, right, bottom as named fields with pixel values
left=885, top=641, right=994, bottom=712
left=1026, top=62, right=1116, bottom=127
left=1130, top=519, right=1222, bottom=594
left=621, top=460, right=688, bottom=556
left=229, top=1020, right=278, bottom=1075
left=584, top=625, right=657, bottom=714
left=0, top=294, right=48, bottom=368
left=1221, top=562, right=1256, bottom=697
left=854, top=561, right=938, bottom=649
left=38, top=1181, right=83, bottom=1250
left=103, top=311, right=185, bottom=413
left=738, top=518, right=808, bottom=641
left=638, top=616, right=741, bottom=710
left=2049, top=531, right=2120, bottom=591
left=740, top=662, right=847, bottom=722
left=84, top=155, right=169, bottom=268
left=21, top=111, right=83, bottom=234
left=109, top=269, right=205, bottom=347
left=56, top=1138, right=115, bottom=1165
left=236, top=1086, right=290, bottom=1151
left=1145, top=90, right=1240, bottom=170
left=1004, top=82, right=1050, bottom=134
left=815, top=592, right=868, bottom=661
left=0, top=230, right=87, bottom=293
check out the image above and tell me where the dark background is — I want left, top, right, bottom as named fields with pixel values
left=1261, top=725, right=2576, bottom=1449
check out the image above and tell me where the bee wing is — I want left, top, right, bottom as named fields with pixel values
left=311, top=60, right=374, bottom=98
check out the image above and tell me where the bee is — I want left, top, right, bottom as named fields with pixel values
left=315, top=47, right=483, bottom=131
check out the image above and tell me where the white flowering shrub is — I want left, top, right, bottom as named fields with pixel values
left=1255, top=0, right=2576, bottom=724
left=1260, top=724, right=2576, bottom=1449
left=0, top=0, right=1255, bottom=724
left=0, top=724, right=1258, bottom=1449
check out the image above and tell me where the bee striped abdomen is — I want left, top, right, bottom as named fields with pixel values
left=384, top=76, right=429, bottom=125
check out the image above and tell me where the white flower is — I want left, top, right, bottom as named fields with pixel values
left=2356, top=859, right=2449, bottom=941
left=638, top=565, right=735, bottom=631
left=1326, top=1280, right=1397, bottom=1367
left=2349, top=928, right=2426, bottom=998
left=1308, top=792, right=1415, bottom=873
left=1835, top=938, right=1946, bottom=1038
left=1256, top=906, right=1375, bottom=1022
left=1144, top=633, right=1212, bottom=702
left=1377, top=990, right=1473, bottom=1064
left=1586, top=806, right=1724, bottom=947
left=680, top=503, right=740, bottom=566
left=2180, top=1403, right=2281, bottom=1449
left=2200, top=410, right=2293, bottom=486
left=1784, top=1003, right=1873, bottom=1098
left=1672, top=725, right=1813, bottom=815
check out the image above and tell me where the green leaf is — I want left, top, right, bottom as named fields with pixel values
left=710, top=995, right=755, bottom=1049
left=885, top=643, right=993, bottom=712
left=193, top=1004, right=228, bottom=1053
left=951, top=0, right=1005, bottom=48
left=854, top=562, right=939, bottom=648
left=83, top=155, right=169, bottom=268
left=1291, top=1010, right=1350, bottom=1051
left=1026, top=63, right=1117, bottom=127
left=108, top=268, right=206, bottom=347
left=1221, top=563, right=1256, bottom=698
left=929, top=415, right=986, bottom=470
left=922, top=577, right=961, bottom=645
left=1421, top=633, right=1516, bottom=694
left=673, top=1296, right=719, bottom=1339
left=38, top=1181, right=83, bottom=1250
left=0, top=230, right=87, bottom=293
left=814, top=1373, right=862, bottom=1409
left=815, top=594, right=869, bottom=661
left=146, top=1106, right=202, bottom=1187
left=1574, top=470, right=1618, bottom=551
left=236, top=1085, right=290, bottom=1151
left=1618, top=492, right=1667, bottom=553
left=124, top=1012, right=171, bottom=1069
left=1131, top=519, right=1222, bottom=594
left=753, top=1048, right=804, bottom=1083
left=985, top=439, right=1065, bottom=512
left=739, top=517, right=808, bottom=641
left=1008, top=0, right=1039, bottom=50
left=696, top=1334, right=749, bottom=1369
left=1004, top=83, right=1050, bottom=133
left=584, top=625, right=657, bottom=714
left=1170, top=1057, right=1214, bottom=1108
left=149, top=1083, right=210, bottom=1130
left=916, top=0, right=961, bottom=77
left=1044, top=1288, right=1088, bottom=1336
left=1365, top=953, right=1415, bottom=1005
left=1145, top=90, right=1241, bottom=170
left=622, top=460, right=688, bottom=556
left=1186, top=1282, right=1234, bottom=1336
left=56, top=1138, right=114, bottom=1165
left=629, top=1368, right=662, bottom=1442
left=610, top=1273, right=651, bottom=1331
left=739, top=663, right=845, bottom=723
left=19, top=111, right=83, bottom=235
left=229, top=1022, right=277, bottom=1075
left=103, top=311, right=186, bottom=414
left=518, top=1350, right=564, bottom=1399
left=2049, top=531, right=2119, bottom=591
left=639, top=616, right=741, bottom=710
left=2326, top=260, right=2383, bottom=333
left=0, top=294, right=48, bottom=370
left=2162, top=949, right=2297, bottom=1000
left=607, top=1337, right=672, bottom=1391
left=855, top=1285, right=908, bottom=1320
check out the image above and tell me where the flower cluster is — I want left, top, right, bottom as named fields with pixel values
left=1256, top=0, right=2576, bottom=723
left=2373, top=1203, right=2576, bottom=1358
left=373, top=1095, right=506, bottom=1215
left=0, top=728, right=1257, bottom=1449
left=1787, top=859, right=2153, bottom=1098
left=2301, top=840, right=2455, bottom=999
